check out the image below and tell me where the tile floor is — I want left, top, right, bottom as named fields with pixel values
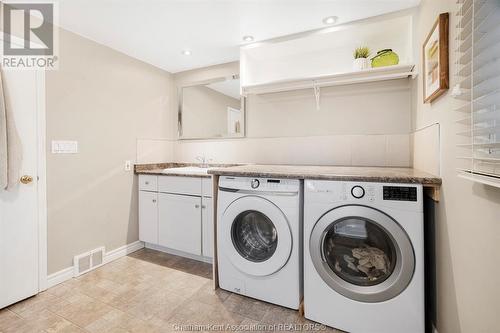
left=0, top=249, right=340, bottom=333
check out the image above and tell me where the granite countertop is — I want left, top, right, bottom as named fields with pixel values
left=208, top=164, right=442, bottom=186
left=134, top=163, right=239, bottom=178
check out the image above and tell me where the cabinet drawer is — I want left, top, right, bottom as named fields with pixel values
left=139, top=175, right=157, bottom=191
left=202, top=177, right=213, bottom=197
left=158, top=176, right=201, bottom=196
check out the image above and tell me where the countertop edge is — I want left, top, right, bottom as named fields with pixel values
left=135, top=170, right=211, bottom=178
left=207, top=170, right=442, bottom=186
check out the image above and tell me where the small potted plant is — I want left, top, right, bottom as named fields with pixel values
left=353, top=46, right=371, bottom=70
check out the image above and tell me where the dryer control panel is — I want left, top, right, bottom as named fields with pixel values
left=383, top=186, right=418, bottom=202
left=342, top=184, right=376, bottom=202
left=305, top=180, right=422, bottom=211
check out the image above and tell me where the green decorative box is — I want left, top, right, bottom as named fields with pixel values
left=371, top=49, right=399, bottom=68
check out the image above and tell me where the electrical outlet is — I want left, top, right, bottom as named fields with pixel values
left=125, top=160, right=131, bottom=171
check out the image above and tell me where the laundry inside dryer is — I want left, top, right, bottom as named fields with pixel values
left=324, top=218, right=397, bottom=286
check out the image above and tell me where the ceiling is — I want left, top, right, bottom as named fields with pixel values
left=53, top=0, right=420, bottom=73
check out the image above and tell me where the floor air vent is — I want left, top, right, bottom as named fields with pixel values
left=73, top=247, right=105, bottom=277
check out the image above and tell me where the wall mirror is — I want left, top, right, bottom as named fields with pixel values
left=178, top=74, right=245, bottom=139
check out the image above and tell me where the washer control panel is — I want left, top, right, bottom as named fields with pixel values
left=220, top=176, right=300, bottom=192
left=250, top=179, right=260, bottom=189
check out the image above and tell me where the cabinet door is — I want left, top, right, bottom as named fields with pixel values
left=158, top=193, right=202, bottom=256
left=202, top=197, right=214, bottom=258
left=139, top=191, right=158, bottom=244
left=202, top=178, right=213, bottom=197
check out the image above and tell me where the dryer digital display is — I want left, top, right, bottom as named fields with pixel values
left=383, top=186, right=417, bottom=201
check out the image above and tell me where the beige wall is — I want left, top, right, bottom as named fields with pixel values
left=247, top=79, right=411, bottom=137
left=46, top=28, right=174, bottom=274
left=412, top=1, right=500, bottom=332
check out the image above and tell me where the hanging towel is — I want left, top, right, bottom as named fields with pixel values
left=0, top=71, right=7, bottom=190
left=0, top=70, right=23, bottom=191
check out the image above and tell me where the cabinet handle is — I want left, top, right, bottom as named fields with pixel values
left=195, top=204, right=200, bottom=208
left=145, top=181, right=150, bottom=185
left=201, top=205, right=206, bottom=209
left=152, top=199, right=157, bottom=203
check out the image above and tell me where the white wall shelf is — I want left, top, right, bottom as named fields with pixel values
left=240, top=12, right=414, bottom=96
left=242, top=64, right=416, bottom=95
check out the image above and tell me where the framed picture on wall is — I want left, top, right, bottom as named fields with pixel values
left=423, top=13, right=449, bottom=103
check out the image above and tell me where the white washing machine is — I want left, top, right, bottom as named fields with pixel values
left=217, top=176, right=302, bottom=309
left=304, top=180, right=424, bottom=333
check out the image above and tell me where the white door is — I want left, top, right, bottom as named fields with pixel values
left=139, top=191, right=158, bottom=244
left=158, top=193, right=202, bottom=256
left=202, top=197, right=213, bottom=258
left=227, top=107, right=242, bottom=136
left=0, top=68, right=45, bottom=309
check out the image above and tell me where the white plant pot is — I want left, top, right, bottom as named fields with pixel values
left=353, top=58, right=371, bottom=71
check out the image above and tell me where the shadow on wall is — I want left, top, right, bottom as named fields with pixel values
left=434, top=190, right=462, bottom=333
left=424, top=196, right=437, bottom=333
left=127, top=175, right=139, bottom=245
left=472, top=182, right=500, bottom=204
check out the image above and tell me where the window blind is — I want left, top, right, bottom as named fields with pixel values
left=455, top=0, right=500, bottom=186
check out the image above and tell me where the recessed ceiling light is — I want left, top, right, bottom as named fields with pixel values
left=243, top=35, right=254, bottom=42
left=322, top=16, right=338, bottom=25
left=181, top=50, right=192, bottom=56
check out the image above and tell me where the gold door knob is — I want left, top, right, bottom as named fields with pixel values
left=20, top=175, right=33, bottom=184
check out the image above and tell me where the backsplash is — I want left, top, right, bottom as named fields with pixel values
left=137, top=134, right=410, bottom=167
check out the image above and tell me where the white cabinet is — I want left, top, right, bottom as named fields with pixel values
left=138, top=174, right=214, bottom=261
left=202, top=178, right=213, bottom=197
left=138, top=191, right=158, bottom=244
left=202, top=197, right=213, bottom=258
left=158, top=193, right=202, bottom=256
left=139, top=175, right=157, bottom=191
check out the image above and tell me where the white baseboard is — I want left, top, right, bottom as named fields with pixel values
left=104, top=240, right=144, bottom=264
left=46, top=267, right=73, bottom=289
left=46, top=240, right=145, bottom=289
left=145, top=243, right=213, bottom=264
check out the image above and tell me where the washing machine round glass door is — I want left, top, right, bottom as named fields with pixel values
left=221, top=196, right=292, bottom=277
left=310, top=205, right=415, bottom=303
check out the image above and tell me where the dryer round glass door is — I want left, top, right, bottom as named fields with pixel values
left=221, top=196, right=292, bottom=277
left=310, top=205, right=415, bottom=303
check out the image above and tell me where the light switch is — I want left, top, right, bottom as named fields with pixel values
left=125, top=160, right=131, bottom=171
left=52, top=140, right=78, bottom=154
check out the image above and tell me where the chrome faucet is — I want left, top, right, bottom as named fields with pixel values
left=196, top=155, right=212, bottom=168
